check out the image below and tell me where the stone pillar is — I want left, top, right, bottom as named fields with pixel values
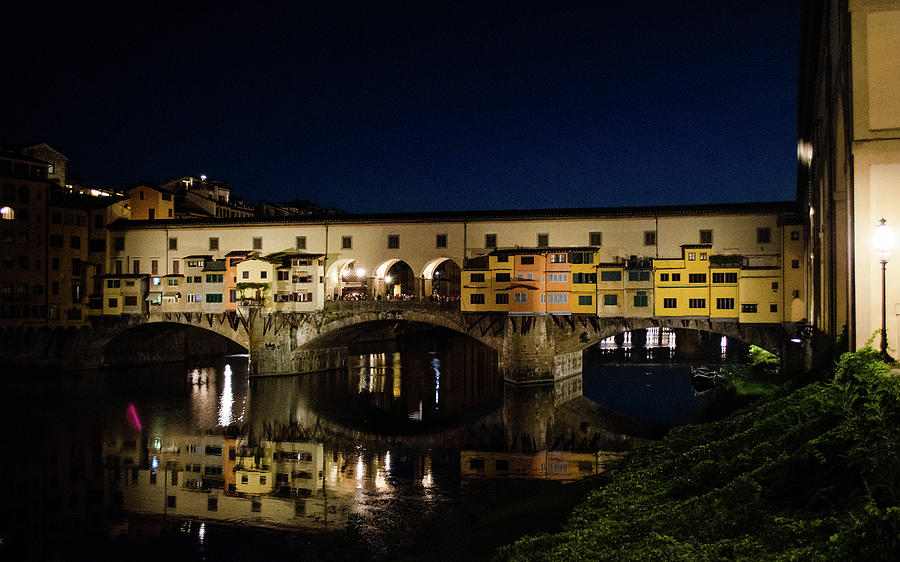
left=499, top=318, right=557, bottom=383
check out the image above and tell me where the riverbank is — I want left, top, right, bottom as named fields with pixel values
left=495, top=346, right=900, bottom=560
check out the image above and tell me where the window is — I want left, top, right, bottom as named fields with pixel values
left=205, top=445, right=222, bottom=456
left=70, top=236, right=81, bottom=249
left=660, top=273, right=669, bottom=281
left=627, top=270, right=650, bottom=282
left=124, top=296, right=137, bottom=307
left=278, top=270, right=289, bottom=281
left=757, top=228, right=771, bottom=244
left=548, top=273, right=568, bottom=282
left=167, top=496, right=176, bottom=509
left=150, top=260, right=158, bottom=276
left=792, top=259, right=800, bottom=269
left=770, top=304, right=778, bottom=313
left=208, top=497, right=218, bottom=512
left=792, top=289, right=800, bottom=299
left=206, top=294, right=223, bottom=303
left=633, top=291, right=648, bottom=307
left=712, top=273, right=724, bottom=283
left=688, top=273, right=706, bottom=283
left=209, top=237, right=219, bottom=251
left=663, top=298, right=677, bottom=308
left=520, top=256, right=534, bottom=265
left=387, top=234, right=400, bottom=249
left=241, top=475, right=249, bottom=484
left=741, top=304, right=758, bottom=313
left=495, top=294, right=509, bottom=304
left=572, top=272, right=597, bottom=284
left=537, top=233, right=549, bottom=247
left=716, top=298, right=735, bottom=310
left=470, top=294, right=485, bottom=304
left=485, top=234, right=497, bottom=248
left=700, top=229, right=713, bottom=244
left=172, top=260, right=179, bottom=274
left=436, top=234, right=447, bottom=248
left=206, top=274, right=224, bottom=283
left=589, top=231, right=602, bottom=246
left=260, top=271, right=267, bottom=279
left=569, top=252, right=593, bottom=264
left=242, top=271, right=249, bottom=279
left=771, top=282, right=779, bottom=291
left=496, top=255, right=508, bottom=262
left=108, top=298, right=118, bottom=308
left=168, top=237, right=177, bottom=251
left=644, top=231, right=656, bottom=245
left=548, top=293, right=568, bottom=304
left=791, top=231, right=800, bottom=241
left=578, top=295, right=593, bottom=306
left=52, top=257, right=59, bottom=270
left=603, top=294, right=618, bottom=306
left=700, top=253, right=707, bottom=260
left=496, top=272, right=511, bottom=282
left=0, top=207, right=12, bottom=221
left=252, top=237, right=263, bottom=250
left=132, top=260, right=140, bottom=274
left=469, top=273, right=485, bottom=283
left=688, top=252, right=696, bottom=261
left=107, top=279, right=121, bottom=289
left=549, top=253, right=566, bottom=263
left=689, top=298, right=706, bottom=308
left=514, top=293, right=528, bottom=303
left=671, top=274, right=680, bottom=281
left=342, top=236, right=352, bottom=249
left=167, top=278, right=179, bottom=286
left=49, top=234, right=63, bottom=248
left=296, top=236, right=307, bottom=250
left=726, top=272, right=738, bottom=283
left=600, top=270, right=622, bottom=282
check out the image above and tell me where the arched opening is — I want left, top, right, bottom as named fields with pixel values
left=421, top=258, right=461, bottom=300
left=374, top=259, right=415, bottom=299
left=103, top=322, right=247, bottom=366
left=326, top=258, right=369, bottom=300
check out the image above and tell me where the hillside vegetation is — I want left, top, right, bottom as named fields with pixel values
left=497, top=346, right=900, bottom=560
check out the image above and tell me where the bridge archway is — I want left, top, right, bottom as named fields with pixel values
left=374, top=259, right=416, bottom=299
left=421, top=257, right=461, bottom=299
left=102, top=321, right=247, bottom=366
left=327, top=258, right=369, bottom=300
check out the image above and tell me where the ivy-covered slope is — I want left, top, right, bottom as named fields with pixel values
left=497, top=347, right=900, bottom=560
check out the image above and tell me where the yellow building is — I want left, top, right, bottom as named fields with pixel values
left=653, top=244, right=714, bottom=318
left=126, top=183, right=175, bottom=221
left=102, top=274, right=148, bottom=315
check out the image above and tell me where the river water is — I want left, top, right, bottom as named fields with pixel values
left=0, top=328, right=739, bottom=560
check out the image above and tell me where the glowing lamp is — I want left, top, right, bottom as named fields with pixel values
left=873, top=218, right=895, bottom=262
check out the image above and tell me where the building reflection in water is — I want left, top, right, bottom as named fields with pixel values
left=95, top=334, right=645, bottom=539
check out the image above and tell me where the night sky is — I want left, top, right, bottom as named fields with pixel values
left=2, top=2, right=799, bottom=214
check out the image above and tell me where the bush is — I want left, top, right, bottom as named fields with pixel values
left=496, top=345, right=900, bottom=560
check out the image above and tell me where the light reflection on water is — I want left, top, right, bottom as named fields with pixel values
left=0, top=330, right=730, bottom=559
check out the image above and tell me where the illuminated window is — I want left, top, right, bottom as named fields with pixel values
left=688, top=252, right=696, bottom=261
left=0, top=207, right=13, bottom=220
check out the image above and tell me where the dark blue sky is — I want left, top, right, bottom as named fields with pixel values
left=3, top=2, right=799, bottom=213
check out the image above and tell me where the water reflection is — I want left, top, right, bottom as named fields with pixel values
left=0, top=332, right=671, bottom=559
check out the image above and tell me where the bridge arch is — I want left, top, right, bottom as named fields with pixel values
left=101, top=320, right=248, bottom=366
left=421, top=257, right=461, bottom=298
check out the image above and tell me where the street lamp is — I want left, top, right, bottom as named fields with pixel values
left=873, top=218, right=895, bottom=361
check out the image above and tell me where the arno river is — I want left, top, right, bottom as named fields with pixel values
left=0, top=327, right=745, bottom=560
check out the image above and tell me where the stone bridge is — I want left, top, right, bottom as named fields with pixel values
left=0, top=301, right=798, bottom=382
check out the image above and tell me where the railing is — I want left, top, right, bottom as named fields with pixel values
left=323, top=299, right=461, bottom=313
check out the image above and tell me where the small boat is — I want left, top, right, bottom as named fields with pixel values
left=690, top=366, right=721, bottom=391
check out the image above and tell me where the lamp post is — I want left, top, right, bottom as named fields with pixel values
left=873, top=218, right=895, bottom=361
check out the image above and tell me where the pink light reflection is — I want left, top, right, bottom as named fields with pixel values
left=127, top=403, right=143, bottom=432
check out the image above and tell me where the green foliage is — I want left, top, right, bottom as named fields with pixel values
left=496, top=345, right=900, bottom=560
